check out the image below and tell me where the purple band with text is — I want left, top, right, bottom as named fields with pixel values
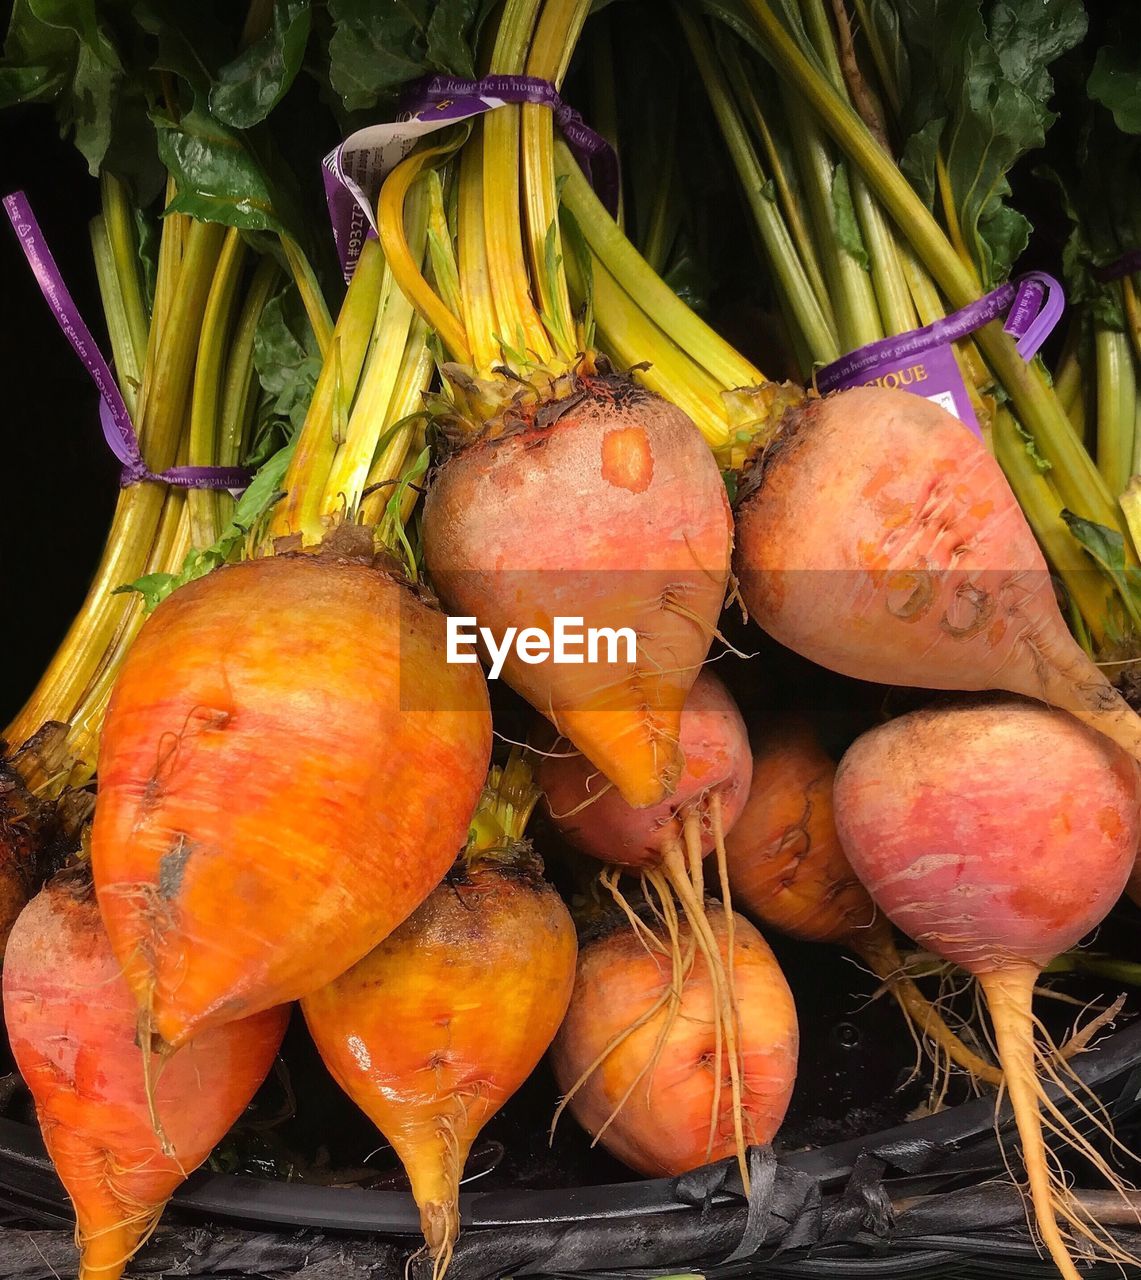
left=323, top=74, right=619, bottom=280
left=4, top=191, right=251, bottom=490
left=815, top=272, right=1065, bottom=437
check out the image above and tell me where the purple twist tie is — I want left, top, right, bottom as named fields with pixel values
left=4, top=191, right=252, bottom=492
left=1093, top=250, right=1141, bottom=284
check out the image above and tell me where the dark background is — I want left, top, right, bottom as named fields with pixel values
left=1, top=103, right=118, bottom=727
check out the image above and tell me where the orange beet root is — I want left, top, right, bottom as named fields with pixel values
left=92, top=553, right=492, bottom=1048
left=721, top=717, right=871, bottom=945
left=734, top=387, right=1141, bottom=759
left=424, top=379, right=732, bottom=809
left=551, top=909, right=797, bottom=1177
left=303, top=857, right=576, bottom=1275
left=3, top=871, right=287, bottom=1280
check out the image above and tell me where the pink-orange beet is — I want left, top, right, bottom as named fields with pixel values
left=834, top=701, right=1138, bottom=974
left=734, top=387, right=1141, bottom=760
left=538, top=671, right=751, bottom=868
left=723, top=715, right=1000, bottom=1085
left=424, top=379, right=732, bottom=810
left=833, top=697, right=1141, bottom=1280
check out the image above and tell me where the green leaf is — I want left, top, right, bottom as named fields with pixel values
left=0, top=0, right=124, bottom=174
left=326, top=0, right=489, bottom=112
left=425, top=0, right=478, bottom=79
left=102, top=75, right=165, bottom=200
left=0, top=0, right=72, bottom=107
left=113, top=570, right=180, bottom=612
left=559, top=204, right=596, bottom=352
left=537, top=216, right=573, bottom=353
left=1015, top=418, right=1051, bottom=473
left=1088, top=44, right=1141, bottom=136
left=830, top=162, right=869, bottom=271
left=859, top=0, right=911, bottom=107
left=135, top=0, right=223, bottom=98
left=382, top=442, right=430, bottom=580
left=893, top=0, right=1086, bottom=287
left=155, top=104, right=288, bottom=234
left=1061, top=510, right=1141, bottom=630
left=427, top=226, right=462, bottom=315
left=134, top=203, right=158, bottom=309
left=661, top=247, right=711, bottom=316
left=228, top=437, right=297, bottom=537
left=1062, top=514, right=1125, bottom=573
left=210, top=0, right=311, bottom=130
left=899, top=116, right=943, bottom=209
left=250, top=284, right=322, bottom=464
left=1041, top=6, right=1141, bottom=318
left=1036, top=120, right=1136, bottom=336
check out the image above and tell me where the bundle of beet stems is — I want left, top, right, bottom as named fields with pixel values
left=1042, top=12, right=1141, bottom=560
left=0, top=0, right=341, bottom=965
left=675, top=0, right=1141, bottom=655
left=6, top=180, right=296, bottom=784
left=4, top=3, right=339, bottom=786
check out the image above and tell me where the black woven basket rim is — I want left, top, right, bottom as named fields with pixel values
left=2, top=1017, right=1140, bottom=1237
